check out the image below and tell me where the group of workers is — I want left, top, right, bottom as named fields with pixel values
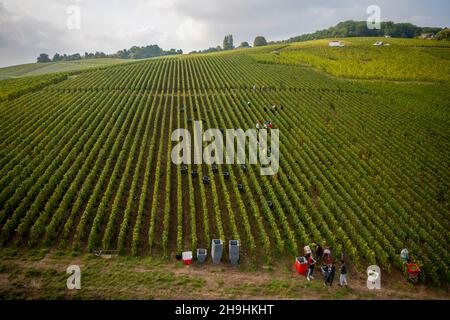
left=300, top=245, right=418, bottom=287
left=255, top=121, right=273, bottom=130
left=304, top=244, right=348, bottom=287
left=247, top=86, right=282, bottom=128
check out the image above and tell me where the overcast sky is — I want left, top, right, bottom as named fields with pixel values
left=0, top=0, right=449, bottom=67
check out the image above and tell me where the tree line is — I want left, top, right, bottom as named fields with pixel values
left=189, top=35, right=268, bottom=54
left=286, top=20, right=446, bottom=42
left=37, top=44, right=183, bottom=63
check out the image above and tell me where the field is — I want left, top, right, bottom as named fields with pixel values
left=0, top=38, right=449, bottom=289
left=1, top=249, right=447, bottom=300
left=250, top=37, right=450, bottom=81
left=0, top=58, right=130, bottom=80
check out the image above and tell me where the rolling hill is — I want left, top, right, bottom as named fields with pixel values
left=0, top=37, right=449, bottom=286
left=0, top=58, right=130, bottom=80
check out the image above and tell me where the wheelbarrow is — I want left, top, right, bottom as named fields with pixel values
left=406, top=263, right=420, bottom=284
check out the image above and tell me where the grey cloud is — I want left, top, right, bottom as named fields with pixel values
left=0, top=2, right=67, bottom=66
left=0, top=0, right=449, bottom=67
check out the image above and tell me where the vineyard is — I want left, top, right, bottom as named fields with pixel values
left=0, top=38, right=449, bottom=286
left=251, top=37, right=450, bottom=81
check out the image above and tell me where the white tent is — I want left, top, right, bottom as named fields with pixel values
left=329, top=41, right=344, bottom=47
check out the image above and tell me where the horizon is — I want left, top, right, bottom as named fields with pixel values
left=1, top=0, right=449, bottom=68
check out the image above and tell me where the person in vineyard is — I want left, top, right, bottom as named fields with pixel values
left=320, top=264, right=328, bottom=280
left=339, top=260, right=348, bottom=287
left=264, top=121, right=273, bottom=129
left=323, top=247, right=331, bottom=263
left=306, top=255, right=316, bottom=281
left=315, top=243, right=323, bottom=261
left=304, top=245, right=312, bottom=259
left=401, top=248, right=409, bottom=262
left=325, top=262, right=336, bottom=286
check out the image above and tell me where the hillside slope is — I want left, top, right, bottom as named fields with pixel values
left=0, top=58, right=130, bottom=80
left=0, top=38, right=449, bottom=285
left=250, top=37, right=450, bottom=81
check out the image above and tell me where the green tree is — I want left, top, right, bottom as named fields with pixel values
left=253, top=36, right=267, bottom=47
left=286, top=20, right=431, bottom=42
left=436, top=28, right=450, bottom=40
left=239, top=41, right=250, bottom=48
left=223, top=34, right=234, bottom=50
left=37, top=53, right=51, bottom=63
left=52, top=53, right=63, bottom=62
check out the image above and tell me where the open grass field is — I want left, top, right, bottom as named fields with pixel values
left=0, top=58, right=130, bottom=80
left=0, top=38, right=449, bottom=292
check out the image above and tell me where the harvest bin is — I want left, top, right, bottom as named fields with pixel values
left=229, top=240, right=240, bottom=265
left=197, top=248, right=207, bottom=263
left=182, top=251, right=193, bottom=265
left=295, top=256, right=308, bottom=275
left=211, top=239, right=223, bottom=264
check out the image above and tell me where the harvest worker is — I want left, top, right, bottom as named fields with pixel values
left=256, top=121, right=262, bottom=130
left=325, top=262, right=336, bottom=286
left=307, top=255, right=316, bottom=281
left=320, top=264, right=328, bottom=279
left=339, top=260, right=348, bottom=287
left=304, top=245, right=312, bottom=259
left=323, top=247, right=331, bottom=263
left=400, top=248, right=409, bottom=262
left=315, top=243, right=323, bottom=261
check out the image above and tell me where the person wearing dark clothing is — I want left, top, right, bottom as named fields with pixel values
left=320, top=265, right=329, bottom=280
left=325, top=263, right=336, bottom=286
left=339, top=260, right=348, bottom=287
left=315, top=244, right=323, bottom=260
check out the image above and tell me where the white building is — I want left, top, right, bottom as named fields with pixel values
left=329, top=40, right=344, bottom=47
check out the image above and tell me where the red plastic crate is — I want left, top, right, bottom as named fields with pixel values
left=295, top=257, right=308, bottom=275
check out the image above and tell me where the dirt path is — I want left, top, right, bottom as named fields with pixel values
left=0, top=250, right=448, bottom=300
